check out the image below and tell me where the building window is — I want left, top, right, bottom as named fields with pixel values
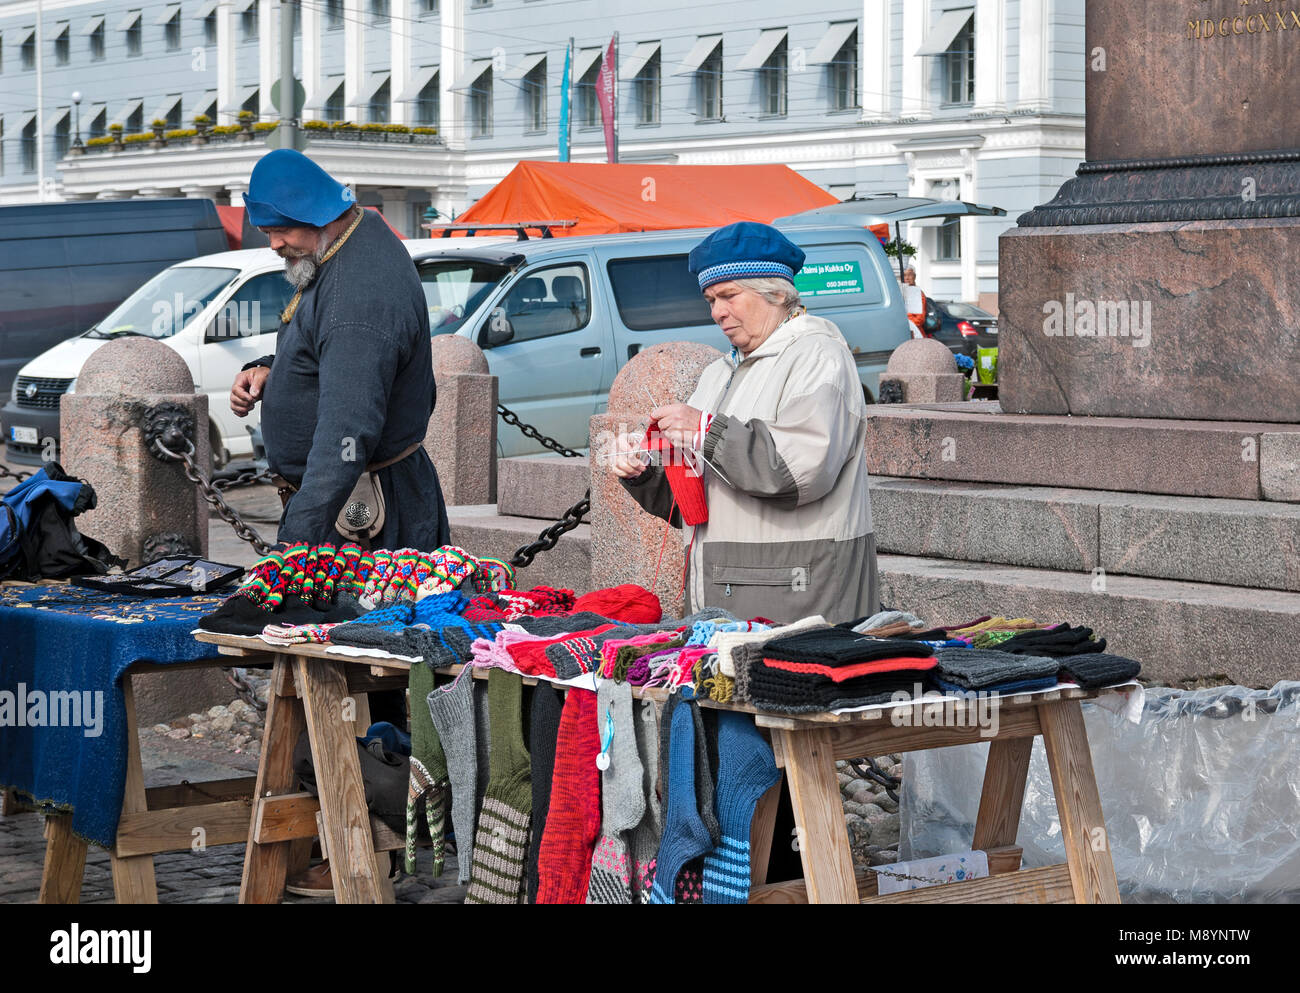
left=324, top=85, right=344, bottom=121
left=829, top=27, right=858, bottom=110
left=325, top=0, right=343, bottom=29
left=470, top=68, right=492, bottom=137
left=416, top=74, right=439, bottom=127
left=87, top=108, right=106, bottom=139
left=696, top=42, right=722, bottom=121
left=126, top=15, right=142, bottom=56
left=418, top=0, right=438, bottom=14
left=369, top=79, right=389, bottom=124
left=575, top=62, right=600, bottom=128
left=241, top=89, right=260, bottom=117
left=165, top=96, right=183, bottom=129
left=635, top=50, right=660, bottom=125
left=470, top=0, right=491, bottom=7
left=54, top=114, right=70, bottom=158
left=242, top=2, right=259, bottom=41
left=164, top=12, right=181, bottom=50
left=936, top=217, right=961, bottom=261
left=55, top=24, right=71, bottom=65
left=370, top=0, right=389, bottom=23
left=523, top=57, right=546, bottom=132
left=944, top=15, right=975, bottom=105
left=90, top=22, right=106, bottom=59
left=21, top=31, right=36, bottom=70
left=759, top=37, right=787, bottom=117
left=127, top=102, right=143, bottom=132
left=21, top=117, right=36, bottom=173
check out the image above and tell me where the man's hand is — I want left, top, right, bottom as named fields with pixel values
left=650, top=403, right=705, bottom=450
left=231, top=366, right=270, bottom=417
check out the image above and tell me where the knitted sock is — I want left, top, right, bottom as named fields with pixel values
left=586, top=681, right=645, bottom=904
left=535, top=689, right=601, bottom=903
left=426, top=671, right=478, bottom=884
left=406, top=660, right=449, bottom=877
left=526, top=683, right=564, bottom=904
left=466, top=670, right=533, bottom=904
left=649, top=701, right=715, bottom=904
left=629, top=697, right=662, bottom=903
left=701, top=711, right=780, bottom=904
left=692, top=704, right=721, bottom=847
left=473, top=678, right=492, bottom=808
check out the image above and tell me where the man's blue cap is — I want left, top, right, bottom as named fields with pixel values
left=243, top=149, right=356, bottom=228
left=688, top=221, right=806, bottom=291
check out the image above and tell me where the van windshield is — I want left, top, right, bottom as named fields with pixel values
left=86, top=266, right=239, bottom=339
left=416, top=258, right=511, bottom=334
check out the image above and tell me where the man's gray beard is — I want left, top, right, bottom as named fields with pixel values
left=282, top=233, right=329, bottom=290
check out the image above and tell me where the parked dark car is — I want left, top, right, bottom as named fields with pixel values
left=922, top=298, right=998, bottom=361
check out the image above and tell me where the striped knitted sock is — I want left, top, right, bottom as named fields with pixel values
left=649, top=702, right=714, bottom=904
left=701, top=711, right=780, bottom=904
left=466, top=670, right=533, bottom=904
left=536, top=688, right=601, bottom=903
left=629, top=696, right=662, bottom=903
left=405, top=661, right=450, bottom=877
left=426, top=672, right=479, bottom=884
left=586, top=681, right=645, bottom=904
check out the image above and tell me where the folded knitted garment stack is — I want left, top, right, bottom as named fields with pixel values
left=1058, top=652, right=1142, bottom=688
left=748, top=628, right=937, bottom=713
left=998, top=624, right=1106, bottom=657
left=932, top=647, right=1060, bottom=694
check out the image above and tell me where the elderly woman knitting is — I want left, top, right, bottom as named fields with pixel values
left=609, top=222, right=878, bottom=624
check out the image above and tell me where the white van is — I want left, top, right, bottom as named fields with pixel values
left=5, top=238, right=508, bottom=466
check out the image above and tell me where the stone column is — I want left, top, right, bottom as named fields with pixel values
left=423, top=336, right=498, bottom=506
left=588, top=342, right=722, bottom=619
left=439, top=0, right=465, bottom=149
left=390, top=0, right=413, bottom=125
left=1017, top=0, right=1050, bottom=112
left=344, top=0, right=366, bottom=120
left=61, top=338, right=211, bottom=567
left=216, top=0, right=237, bottom=124
left=259, top=0, right=278, bottom=118
left=973, top=0, right=1007, bottom=114
left=301, top=0, right=322, bottom=117
left=378, top=186, right=410, bottom=236
left=900, top=0, right=930, bottom=120
left=860, top=0, right=891, bottom=122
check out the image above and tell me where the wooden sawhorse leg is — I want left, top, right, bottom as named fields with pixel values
left=1038, top=699, right=1120, bottom=904
left=972, top=737, right=1034, bottom=853
left=772, top=726, right=858, bottom=904
left=108, top=676, right=158, bottom=903
left=39, top=815, right=88, bottom=903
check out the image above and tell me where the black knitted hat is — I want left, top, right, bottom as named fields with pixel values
left=1058, top=653, right=1141, bottom=688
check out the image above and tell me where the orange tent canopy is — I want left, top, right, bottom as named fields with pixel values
left=451, top=161, right=838, bottom=236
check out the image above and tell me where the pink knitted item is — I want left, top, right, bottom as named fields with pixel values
left=600, top=632, right=678, bottom=678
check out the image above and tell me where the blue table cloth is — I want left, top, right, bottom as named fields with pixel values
left=0, top=583, right=225, bottom=848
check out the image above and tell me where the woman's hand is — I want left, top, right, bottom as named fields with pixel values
left=650, top=403, right=705, bottom=450
left=609, top=432, right=649, bottom=479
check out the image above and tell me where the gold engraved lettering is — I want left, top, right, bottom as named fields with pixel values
left=1233, top=15, right=1244, bottom=34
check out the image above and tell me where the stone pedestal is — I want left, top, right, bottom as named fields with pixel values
left=60, top=338, right=210, bottom=567
left=424, top=336, right=497, bottom=506
left=878, top=337, right=965, bottom=404
left=589, top=342, right=723, bottom=618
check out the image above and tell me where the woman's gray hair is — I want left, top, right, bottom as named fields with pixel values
left=733, top=276, right=802, bottom=312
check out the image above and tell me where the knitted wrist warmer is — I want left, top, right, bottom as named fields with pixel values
left=934, top=647, right=1059, bottom=690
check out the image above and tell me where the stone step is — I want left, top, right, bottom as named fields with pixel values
left=869, top=477, right=1300, bottom=593
left=496, top=454, right=590, bottom=520
left=865, top=402, right=1300, bottom=501
left=878, top=554, right=1300, bottom=688
left=448, top=505, right=592, bottom=593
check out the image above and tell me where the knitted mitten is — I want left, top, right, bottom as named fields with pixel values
left=466, top=670, right=533, bottom=904
left=586, top=681, right=645, bottom=904
left=298, top=544, right=321, bottom=605
left=259, top=621, right=340, bottom=645
left=309, top=544, right=338, bottom=608
left=629, top=696, right=662, bottom=903
left=381, top=549, right=421, bottom=605
left=701, top=712, right=780, bottom=903
left=349, top=551, right=376, bottom=597
left=526, top=683, right=564, bottom=904
left=649, top=701, right=714, bottom=904
left=360, top=550, right=395, bottom=607
left=235, top=548, right=288, bottom=609
left=406, top=660, right=450, bottom=876
left=279, top=542, right=311, bottom=603
left=535, top=689, right=601, bottom=903
left=426, top=672, right=479, bottom=884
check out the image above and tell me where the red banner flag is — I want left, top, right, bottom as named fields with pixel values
left=597, top=36, right=617, bottom=163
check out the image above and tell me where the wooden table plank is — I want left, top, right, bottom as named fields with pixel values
left=114, top=800, right=252, bottom=858
left=860, top=863, right=1075, bottom=905
left=748, top=779, right=782, bottom=887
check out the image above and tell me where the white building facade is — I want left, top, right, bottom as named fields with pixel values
left=0, top=0, right=1086, bottom=307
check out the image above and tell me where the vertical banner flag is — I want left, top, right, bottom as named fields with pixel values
left=558, top=40, right=572, bottom=162
left=597, top=35, right=617, bottom=163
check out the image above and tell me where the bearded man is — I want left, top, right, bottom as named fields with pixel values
left=229, top=149, right=449, bottom=551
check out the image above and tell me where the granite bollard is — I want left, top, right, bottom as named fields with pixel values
left=423, top=336, right=497, bottom=506
left=878, top=338, right=965, bottom=404
left=589, top=341, right=724, bottom=618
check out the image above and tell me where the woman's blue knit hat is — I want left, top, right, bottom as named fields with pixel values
left=688, top=221, right=806, bottom=291
left=243, top=149, right=356, bottom=227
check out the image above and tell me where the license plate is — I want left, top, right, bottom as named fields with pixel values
left=10, top=426, right=38, bottom=444
left=987, top=327, right=998, bottom=335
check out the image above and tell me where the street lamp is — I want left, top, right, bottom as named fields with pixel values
left=71, top=90, right=82, bottom=148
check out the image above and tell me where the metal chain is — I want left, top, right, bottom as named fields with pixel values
left=509, top=489, right=590, bottom=568
left=223, top=666, right=267, bottom=713
left=152, top=438, right=272, bottom=555
left=0, top=464, right=34, bottom=488
left=212, top=465, right=274, bottom=491
left=849, top=756, right=901, bottom=804
left=497, top=403, right=583, bottom=459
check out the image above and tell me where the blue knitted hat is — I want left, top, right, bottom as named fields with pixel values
left=243, top=148, right=357, bottom=227
left=688, top=221, right=806, bottom=291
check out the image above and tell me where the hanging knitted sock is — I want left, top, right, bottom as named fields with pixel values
left=701, top=711, right=780, bottom=904
left=466, top=670, right=533, bottom=904
left=586, top=681, right=645, bottom=904
left=535, top=689, right=601, bottom=904
left=525, top=683, right=564, bottom=904
left=649, top=701, right=715, bottom=904
left=426, top=670, right=479, bottom=884
left=405, top=660, right=450, bottom=877
left=693, top=704, right=721, bottom=847
left=629, top=696, right=662, bottom=903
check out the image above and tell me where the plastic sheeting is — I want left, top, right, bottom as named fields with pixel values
left=899, top=682, right=1300, bottom=903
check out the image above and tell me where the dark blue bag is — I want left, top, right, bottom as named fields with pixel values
left=0, top=462, right=124, bottom=580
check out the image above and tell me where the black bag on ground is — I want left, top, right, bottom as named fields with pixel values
left=293, top=730, right=410, bottom=834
